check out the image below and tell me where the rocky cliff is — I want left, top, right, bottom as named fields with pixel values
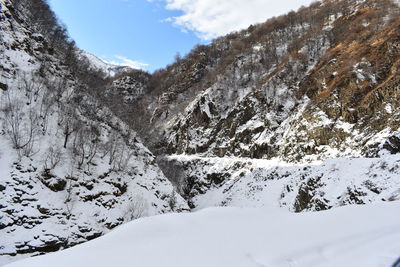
left=1, top=0, right=400, bottom=265
left=0, top=0, right=187, bottom=265
left=109, top=0, right=400, bottom=210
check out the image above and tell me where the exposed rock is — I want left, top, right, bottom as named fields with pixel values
left=383, top=136, right=400, bottom=154
left=40, top=170, right=67, bottom=192
left=0, top=82, right=8, bottom=90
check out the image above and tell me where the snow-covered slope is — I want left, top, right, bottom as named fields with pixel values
left=0, top=1, right=187, bottom=265
left=157, top=0, right=400, bottom=161
left=77, top=50, right=132, bottom=77
left=5, top=202, right=400, bottom=267
left=107, top=0, right=399, bottom=162
left=2, top=0, right=400, bottom=265
left=113, top=0, right=400, bottom=214
left=163, top=154, right=400, bottom=210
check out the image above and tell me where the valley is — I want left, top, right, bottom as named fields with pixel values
left=0, top=0, right=399, bottom=266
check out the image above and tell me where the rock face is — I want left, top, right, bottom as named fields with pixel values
left=1, top=0, right=400, bottom=265
left=158, top=1, right=400, bottom=161
left=108, top=0, right=400, bottom=162
left=109, top=0, right=400, bottom=211
left=108, top=73, right=150, bottom=104
left=0, top=0, right=187, bottom=265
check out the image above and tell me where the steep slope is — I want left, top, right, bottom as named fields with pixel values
left=107, top=0, right=400, bottom=160
left=158, top=0, right=400, bottom=160
left=77, top=50, right=133, bottom=77
left=0, top=0, right=187, bottom=265
left=109, top=0, right=400, bottom=210
left=2, top=0, right=400, bottom=265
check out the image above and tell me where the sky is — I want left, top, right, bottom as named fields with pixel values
left=48, top=0, right=315, bottom=72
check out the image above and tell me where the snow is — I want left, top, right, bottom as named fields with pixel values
left=0, top=2, right=188, bottom=265
left=5, top=201, right=400, bottom=267
left=385, top=104, right=393, bottom=114
left=236, top=117, right=264, bottom=134
left=2, top=0, right=400, bottom=266
left=77, top=50, right=132, bottom=77
left=253, top=44, right=263, bottom=51
left=166, top=154, right=400, bottom=212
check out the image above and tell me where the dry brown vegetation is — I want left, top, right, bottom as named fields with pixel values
left=11, top=0, right=400, bottom=157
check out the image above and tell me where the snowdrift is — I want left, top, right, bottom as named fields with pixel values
left=6, top=202, right=400, bottom=267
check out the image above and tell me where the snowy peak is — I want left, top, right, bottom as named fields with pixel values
left=78, top=50, right=133, bottom=77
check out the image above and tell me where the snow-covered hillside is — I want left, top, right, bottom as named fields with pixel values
left=1, top=0, right=400, bottom=265
left=156, top=0, right=400, bottom=161
left=112, top=0, right=400, bottom=216
left=77, top=50, right=132, bottom=77
left=162, top=154, right=400, bottom=210
left=0, top=1, right=187, bottom=265
left=107, top=0, right=400, bottom=164
left=5, top=202, right=400, bottom=267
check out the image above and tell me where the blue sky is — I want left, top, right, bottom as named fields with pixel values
left=48, top=0, right=203, bottom=72
left=48, top=0, right=314, bottom=72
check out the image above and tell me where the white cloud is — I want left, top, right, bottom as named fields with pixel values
left=158, top=0, right=316, bottom=40
left=106, top=56, right=149, bottom=70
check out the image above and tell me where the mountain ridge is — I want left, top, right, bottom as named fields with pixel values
left=77, top=50, right=133, bottom=77
left=0, top=0, right=187, bottom=265
left=1, top=0, right=400, bottom=265
left=109, top=0, right=400, bottom=161
left=105, top=0, right=400, bottom=210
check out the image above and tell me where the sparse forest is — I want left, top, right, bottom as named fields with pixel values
left=1, top=0, right=400, bottom=265
left=1, top=0, right=187, bottom=263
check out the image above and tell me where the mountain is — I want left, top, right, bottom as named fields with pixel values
left=1, top=0, right=400, bottom=265
left=77, top=50, right=133, bottom=77
left=0, top=0, right=187, bottom=265
left=138, top=0, right=400, bottom=161
left=105, top=0, right=400, bottom=209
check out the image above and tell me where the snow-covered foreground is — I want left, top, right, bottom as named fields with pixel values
left=5, top=202, right=400, bottom=267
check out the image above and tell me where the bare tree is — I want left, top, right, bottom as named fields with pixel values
left=58, top=103, right=79, bottom=149
left=72, top=125, right=100, bottom=169
left=111, top=145, right=134, bottom=172
left=101, top=132, right=121, bottom=166
left=2, top=90, right=39, bottom=158
left=44, top=146, right=63, bottom=170
left=168, top=189, right=178, bottom=211
left=19, top=72, right=43, bottom=105
left=123, top=195, right=148, bottom=222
